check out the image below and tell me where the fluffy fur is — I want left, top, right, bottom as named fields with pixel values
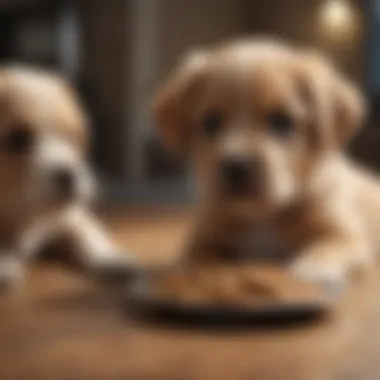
left=0, top=65, right=132, bottom=287
left=154, top=38, right=377, bottom=289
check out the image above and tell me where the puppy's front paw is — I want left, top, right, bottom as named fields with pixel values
left=290, top=254, right=346, bottom=296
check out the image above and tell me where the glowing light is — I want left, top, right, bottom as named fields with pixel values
left=320, top=0, right=354, bottom=31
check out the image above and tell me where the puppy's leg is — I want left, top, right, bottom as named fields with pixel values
left=290, top=231, right=372, bottom=292
left=56, top=207, right=138, bottom=286
left=19, top=207, right=138, bottom=287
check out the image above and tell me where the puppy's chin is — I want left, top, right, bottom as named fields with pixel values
left=223, top=200, right=271, bottom=220
left=215, top=186, right=299, bottom=220
left=51, top=183, right=96, bottom=208
left=49, top=190, right=93, bottom=208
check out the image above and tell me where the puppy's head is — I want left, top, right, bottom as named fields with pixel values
left=154, top=39, right=365, bottom=218
left=0, top=65, right=94, bottom=214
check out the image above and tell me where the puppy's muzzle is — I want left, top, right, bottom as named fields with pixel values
left=219, top=157, right=262, bottom=197
left=51, top=168, right=76, bottom=200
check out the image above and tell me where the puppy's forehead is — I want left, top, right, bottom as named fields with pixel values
left=0, top=67, right=87, bottom=147
left=203, top=43, right=300, bottom=108
left=217, top=40, right=295, bottom=70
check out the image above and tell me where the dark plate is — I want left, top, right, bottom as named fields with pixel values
left=124, top=275, right=336, bottom=328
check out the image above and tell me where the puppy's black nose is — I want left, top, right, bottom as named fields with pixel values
left=219, top=158, right=259, bottom=194
left=53, top=168, right=75, bottom=197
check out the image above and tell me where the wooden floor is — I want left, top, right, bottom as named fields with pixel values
left=1, top=206, right=380, bottom=380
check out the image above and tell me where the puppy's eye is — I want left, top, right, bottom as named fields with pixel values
left=268, top=111, right=294, bottom=137
left=4, top=127, right=34, bottom=153
left=202, top=112, right=223, bottom=137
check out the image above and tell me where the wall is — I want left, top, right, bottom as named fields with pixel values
left=155, top=0, right=247, bottom=86
left=79, top=0, right=130, bottom=179
left=243, top=0, right=366, bottom=86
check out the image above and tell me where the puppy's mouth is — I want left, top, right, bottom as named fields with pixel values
left=221, top=180, right=263, bottom=200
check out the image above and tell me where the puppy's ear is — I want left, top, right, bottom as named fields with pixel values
left=298, top=52, right=365, bottom=150
left=332, top=72, right=365, bottom=147
left=153, top=50, right=208, bottom=154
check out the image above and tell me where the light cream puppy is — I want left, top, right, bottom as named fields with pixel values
left=0, top=65, right=132, bottom=287
left=154, top=38, right=377, bottom=290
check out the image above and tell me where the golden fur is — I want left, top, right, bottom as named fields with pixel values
left=0, top=65, right=131, bottom=287
left=154, top=38, right=378, bottom=288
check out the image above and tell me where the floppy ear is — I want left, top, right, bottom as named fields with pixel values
left=332, top=72, right=365, bottom=147
left=298, top=52, right=365, bottom=150
left=153, top=50, right=208, bottom=154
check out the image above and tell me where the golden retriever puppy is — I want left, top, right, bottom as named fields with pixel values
left=0, top=65, right=132, bottom=288
left=153, top=38, right=377, bottom=290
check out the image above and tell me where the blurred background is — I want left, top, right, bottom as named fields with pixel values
left=0, top=0, right=377, bottom=205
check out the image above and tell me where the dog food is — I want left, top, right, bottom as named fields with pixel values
left=151, top=264, right=324, bottom=306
